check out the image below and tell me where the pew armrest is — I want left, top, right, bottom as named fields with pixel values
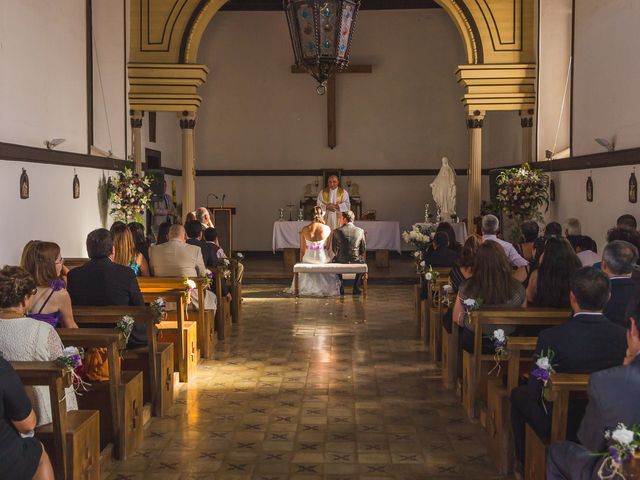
left=548, top=373, right=590, bottom=442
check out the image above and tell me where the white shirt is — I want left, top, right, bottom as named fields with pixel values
left=482, top=234, right=529, bottom=268
left=577, top=250, right=601, bottom=267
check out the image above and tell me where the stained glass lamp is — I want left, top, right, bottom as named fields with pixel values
left=284, top=0, right=361, bottom=94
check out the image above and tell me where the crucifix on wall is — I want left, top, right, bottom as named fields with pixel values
left=291, top=64, right=373, bottom=149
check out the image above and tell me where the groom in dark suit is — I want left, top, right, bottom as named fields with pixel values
left=332, top=210, right=366, bottom=295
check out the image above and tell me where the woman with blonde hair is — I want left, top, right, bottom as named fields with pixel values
left=110, top=223, right=149, bottom=276
left=21, top=241, right=78, bottom=328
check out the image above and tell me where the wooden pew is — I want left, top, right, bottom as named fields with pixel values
left=463, top=308, right=570, bottom=420
left=414, top=276, right=422, bottom=338
left=73, top=306, right=160, bottom=417
left=525, top=373, right=590, bottom=480
left=427, top=271, right=452, bottom=361
left=441, top=288, right=459, bottom=390
left=57, top=329, right=143, bottom=461
left=420, top=267, right=451, bottom=346
left=213, top=266, right=233, bottom=339
left=12, top=361, right=101, bottom=480
left=230, top=258, right=243, bottom=324
left=486, top=336, right=537, bottom=474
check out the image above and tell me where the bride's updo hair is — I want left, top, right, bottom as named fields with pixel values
left=0, top=266, right=36, bottom=308
left=313, top=206, right=325, bottom=224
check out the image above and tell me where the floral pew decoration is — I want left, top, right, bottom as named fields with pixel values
left=55, top=346, right=91, bottom=395
left=487, top=328, right=508, bottom=376
left=598, top=423, right=640, bottom=480
left=150, top=297, right=167, bottom=323
left=532, top=348, right=556, bottom=414
left=116, top=316, right=135, bottom=344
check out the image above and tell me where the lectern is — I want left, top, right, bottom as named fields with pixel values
left=207, top=206, right=236, bottom=256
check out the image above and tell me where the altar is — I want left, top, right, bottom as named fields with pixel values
left=273, top=221, right=402, bottom=270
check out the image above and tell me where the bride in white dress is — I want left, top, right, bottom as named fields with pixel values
left=286, top=207, right=341, bottom=297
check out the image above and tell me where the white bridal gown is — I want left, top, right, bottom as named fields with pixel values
left=286, top=238, right=341, bottom=297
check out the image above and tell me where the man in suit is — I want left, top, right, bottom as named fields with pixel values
left=510, top=267, right=627, bottom=470
left=602, top=240, right=638, bottom=328
left=149, top=224, right=216, bottom=310
left=185, top=220, right=231, bottom=299
left=67, top=228, right=146, bottom=345
left=547, top=320, right=640, bottom=479
left=423, top=231, right=459, bottom=268
left=332, top=210, right=366, bottom=295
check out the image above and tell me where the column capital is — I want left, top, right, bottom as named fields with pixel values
left=466, top=111, right=485, bottom=129
left=129, top=110, right=144, bottom=129
left=179, top=111, right=197, bottom=129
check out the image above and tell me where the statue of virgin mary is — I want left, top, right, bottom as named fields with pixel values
left=430, top=157, right=457, bottom=221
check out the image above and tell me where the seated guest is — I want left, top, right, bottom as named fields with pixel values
left=601, top=240, right=638, bottom=328
left=564, top=218, right=582, bottom=237
left=481, top=214, right=529, bottom=269
left=110, top=223, right=149, bottom=277
left=185, top=211, right=197, bottom=223
left=196, top=207, right=214, bottom=230
left=21, top=241, right=78, bottom=328
left=574, top=235, right=600, bottom=266
left=617, top=213, right=637, bottom=231
left=0, top=355, right=55, bottom=479
left=435, top=222, right=463, bottom=253
left=185, top=220, right=217, bottom=268
left=452, top=241, right=526, bottom=353
left=423, top=231, right=460, bottom=268
left=204, top=227, right=244, bottom=283
left=149, top=224, right=216, bottom=310
left=595, top=228, right=640, bottom=270
left=546, top=320, right=640, bottom=479
left=533, top=221, right=565, bottom=263
left=448, top=235, right=482, bottom=293
left=0, top=266, right=78, bottom=426
left=127, top=222, right=150, bottom=264
left=526, top=237, right=582, bottom=308
left=510, top=267, right=627, bottom=471
left=516, top=221, right=539, bottom=264
left=67, top=229, right=146, bottom=346
left=156, top=222, right=171, bottom=245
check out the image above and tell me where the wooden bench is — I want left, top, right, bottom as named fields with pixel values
left=525, top=373, right=590, bottom=480
left=486, top=336, right=537, bottom=474
left=57, top=329, right=143, bottom=461
left=73, top=306, right=159, bottom=417
left=463, top=308, right=570, bottom=420
left=230, top=258, right=243, bottom=324
left=441, top=287, right=459, bottom=390
left=293, top=263, right=369, bottom=296
left=425, top=269, right=452, bottom=359
left=414, top=280, right=422, bottom=338
left=12, top=361, right=101, bottom=480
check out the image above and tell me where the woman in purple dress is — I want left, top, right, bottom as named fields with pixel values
left=20, top=241, right=78, bottom=328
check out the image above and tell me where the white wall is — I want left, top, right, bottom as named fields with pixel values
left=0, top=0, right=87, bottom=153
left=194, top=9, right=517, bottom=250
left=549, top=166, right=640, bottom=250
left=573, top=1, right=640, bottom=156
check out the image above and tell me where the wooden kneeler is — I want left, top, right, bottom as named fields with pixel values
left=486, top=337, right=537, bottom=474
left=57, top=329, right=143, bottom=461
left=73, top=306, right=159, bottom=417
left=525, top=373, right=590, bottom=480
left=463, top=308, right=570, bottom=420
left=13, top=361, right=101, bottom=480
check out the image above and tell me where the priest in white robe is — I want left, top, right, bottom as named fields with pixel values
left=317, top=174, right=351, bottom=231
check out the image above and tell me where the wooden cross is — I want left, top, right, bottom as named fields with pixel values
left=291, top=64, right=373, bottom=149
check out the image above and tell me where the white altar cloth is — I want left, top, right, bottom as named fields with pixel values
left=273, top=221, right=402, bottom=253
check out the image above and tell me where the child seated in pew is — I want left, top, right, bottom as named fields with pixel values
left=510, top=267, right=627, bottom=474
left=20, top=241, right=78, bottom=329
left=0, top=266, right=78, bottom=427
left=451, top=241, right=526, bottom=353
left=546, top=319, right=640, bottom=479
left=0, top=356, right=55, bottom=480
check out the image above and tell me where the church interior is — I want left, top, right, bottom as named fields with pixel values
left=1, top=0, right=640, bottom=479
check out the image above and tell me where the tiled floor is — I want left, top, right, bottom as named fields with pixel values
left=106, top=285, right=507, bottom=480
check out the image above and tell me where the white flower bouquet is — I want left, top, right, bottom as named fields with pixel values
left=402, top=223, right=437, bottom=251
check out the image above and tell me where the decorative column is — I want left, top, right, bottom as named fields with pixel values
left=179, top=111, right=197, bottom=219
left=520, top=109, right=534, bottom=164
left=130, top=110, right=144, bottom=175
left=466, top=111, right=485, bottom=233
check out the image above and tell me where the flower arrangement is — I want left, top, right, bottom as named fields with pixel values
left=402, top=223, right=437, bottom=251
left=183, top=278, right=197, bottom=304
left=116, top=315, right=135, bottom=344
left=234, top=252, right=245, bottom=261
left=495, top=163, right=549, bottom=242
left=150, top=297, right=167, bottom=323
left=459, top=297, right=482, bottom=327
left=532, top=348, right=556, bottom=413
left=425, top=265, right=440, bottom=285
left=488, top=329, right=508, bottom=375
left=55, top=346, right=90, bottom=395
left=107, top=167, right=154, bottom=223
left=202, top=272, right=214, bottom=289
left=442, top=284, right=453, bottom=306
left=597, top=423, right=640, bottom=480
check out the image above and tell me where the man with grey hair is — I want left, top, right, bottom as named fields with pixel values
left=481, top=214, right=528, bottom=268
left=196, top=207, right=214, bottom=230
left=564, top=218, right=582, bottom=236
left=601, top=240, right=638, bottom=327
